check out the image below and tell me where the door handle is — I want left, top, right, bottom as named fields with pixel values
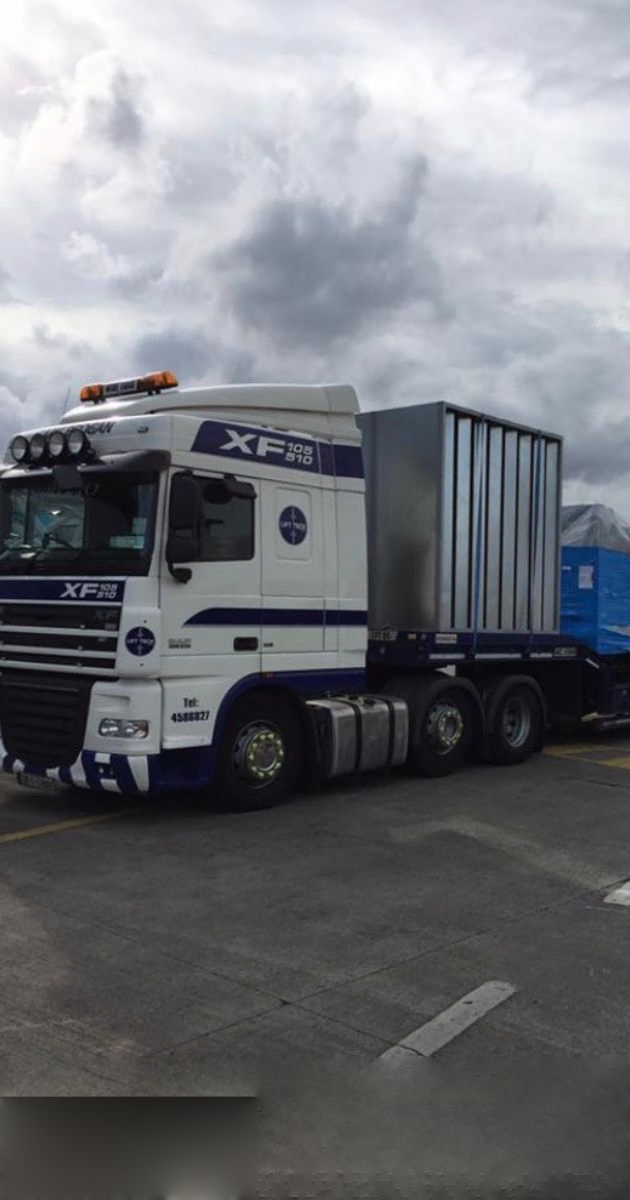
left=234, top=636, right=258, bottom=651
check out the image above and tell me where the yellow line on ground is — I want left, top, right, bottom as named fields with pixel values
left=0, top=809, right=136, bottom=846
left=595, top=756, right=630, bottom=770
left=544, top=744, right=611, bottom=757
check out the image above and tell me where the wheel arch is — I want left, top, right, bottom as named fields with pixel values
left=212, top=675, right=312, bottom=757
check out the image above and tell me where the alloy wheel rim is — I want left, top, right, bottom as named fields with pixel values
left=426, top=701, right=464, bottom=755
left=234, top=722, right=286, bottom=786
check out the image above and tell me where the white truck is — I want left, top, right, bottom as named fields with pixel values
left=0, top=370, right=599, bottom=809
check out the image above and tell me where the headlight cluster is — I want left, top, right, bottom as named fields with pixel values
left=98, top=718, right=149, bottom=740
left=9, top=428, right=91, bottom=465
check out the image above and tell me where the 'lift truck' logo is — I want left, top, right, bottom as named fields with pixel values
left=279, top=506, right=308, bottom=545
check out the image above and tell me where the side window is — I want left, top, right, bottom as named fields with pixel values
left=199, top=478, right=254, bottom=562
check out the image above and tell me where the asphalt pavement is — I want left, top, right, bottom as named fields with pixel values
left=2, top=736, right=630, bottom=1194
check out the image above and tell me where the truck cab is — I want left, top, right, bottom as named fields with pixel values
left=0, top=373, right=367, bottom=803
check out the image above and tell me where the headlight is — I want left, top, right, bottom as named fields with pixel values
left=67, top=428, right=89, bottom=457
left=29, top=433, right=47, bottom=463
left=98, top=718, right=149, bottom=739
left=47, top=430, right=66, bottom=459
left=9, top=436, right=29, bottom=463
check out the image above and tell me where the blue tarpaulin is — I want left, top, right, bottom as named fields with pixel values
left=561, top=505, right=630, bottom=656
left=561, top=547, right=630, bottom=655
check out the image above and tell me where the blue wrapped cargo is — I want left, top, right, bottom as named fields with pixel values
left=561, top=505, right=630, bottom=656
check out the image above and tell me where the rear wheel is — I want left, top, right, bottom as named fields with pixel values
left=214, top=691, right=304, bottom=811
left=485, top=679, right=543, bottom=765
left=386, top=677, right=478, bottom=778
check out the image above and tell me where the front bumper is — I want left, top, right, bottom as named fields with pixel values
left=0, top=740, right=217, bottom=795
left=0, top=741, right=152, bottom=793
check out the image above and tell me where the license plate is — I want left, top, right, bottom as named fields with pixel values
left=17, top=772, right=62, bottom=794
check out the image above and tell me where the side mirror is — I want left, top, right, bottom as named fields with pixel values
left=223, top=474, right=256, bottom=499
left=167, top=473, right=201, bottom=582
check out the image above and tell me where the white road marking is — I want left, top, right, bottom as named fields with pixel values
left=378, top=980, right=517, bottom=1064
left=604, top=881, right=630, bottom=906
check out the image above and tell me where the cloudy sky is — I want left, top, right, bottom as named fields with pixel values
left=2, top=0, right=630, bottom=506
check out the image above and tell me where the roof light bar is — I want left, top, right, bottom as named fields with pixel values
left=80, top=370, right=178, bottom=404
left=7, top=429, right=93, bottom=467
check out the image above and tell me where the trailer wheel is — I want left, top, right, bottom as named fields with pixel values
left=485, top=679, right=543, bottom=766
left=214, top=691, right=304, bottom=811
left=408, top=679, right=477, bottom=777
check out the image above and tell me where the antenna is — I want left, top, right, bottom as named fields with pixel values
left=60, top=385, right=71, bottom=417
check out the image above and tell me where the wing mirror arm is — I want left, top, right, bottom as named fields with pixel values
left=167, top=472, right=201, bottom=584
left=168, top=562, right=193, bottom=584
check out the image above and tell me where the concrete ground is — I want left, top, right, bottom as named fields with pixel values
left=3, top=736, right=630, bottom=1192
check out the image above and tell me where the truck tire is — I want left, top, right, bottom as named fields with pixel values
left=214, top=691, right=305, bottom=811
left=384, top=675, right=478, bottom=777
left=484, top=677, right=543, bottom=766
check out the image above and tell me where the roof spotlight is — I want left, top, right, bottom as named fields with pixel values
left=47, top=430, right=66, bottom=459
left=9, top=435, right=29, bottom=463
left=66, top=428, right=89, bottom=458
left=29, top=433, right=46, bottom=463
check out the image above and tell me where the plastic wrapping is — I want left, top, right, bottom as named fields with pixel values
left=561, top=505, right=630, bottom=655
left=562, top=504, right=630, bottom=554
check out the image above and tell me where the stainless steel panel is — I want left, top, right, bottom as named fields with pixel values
left=453, top=416, right=472, bottom=628
left=359, top=401, right=562, bottom=634
left=531, top=437, right=545, bottom=631
left=501, top=431, right=518, bottom=629
left=439, top=411, right=455, bottom=627
left=356, top=697, right=393, bottom=771
left=471, top=419, right=487, bottom=631
left=543, top=440, right=560, bottom=629
left=360, top=404, right=442, bottom=629
left=514, top=434, right=532, bottom=629
left=386, top=696, right=410, bottom=766
left=307, top=699, right=357, bottom=777
left=484, top=424, right=504, bottom=628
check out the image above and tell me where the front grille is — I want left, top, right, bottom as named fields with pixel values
left=0, top=671, right=93, bottom=766
left=0, top=602, right=120, bottom=672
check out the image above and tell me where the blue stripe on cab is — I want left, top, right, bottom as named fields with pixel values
left=332, top=444, right=363, bottom=479
left=184, top=607, right=367, bottom=627
left=189, top=418, right=363, bottom=480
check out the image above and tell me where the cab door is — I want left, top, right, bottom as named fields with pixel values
left=260, top=480, right=326, bottom=670
left=160, top=471, right=262, bottom=739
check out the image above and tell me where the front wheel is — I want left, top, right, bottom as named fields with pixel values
left=213, top=691, right=305, bottom=811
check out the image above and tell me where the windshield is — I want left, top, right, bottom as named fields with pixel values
left=0, top=471, right=158, bottom=575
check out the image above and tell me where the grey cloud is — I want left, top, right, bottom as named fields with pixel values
left=0, top=264, right=15, bottom=302
left=132, top=327, right=256, bottom=387
left=0, top=367, right=30, bottom=403
left=84, top=67, right=144, bottom=148
left=31, top=324, right=91, bottom=357
left=217, top=155, right=443, bottom=352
